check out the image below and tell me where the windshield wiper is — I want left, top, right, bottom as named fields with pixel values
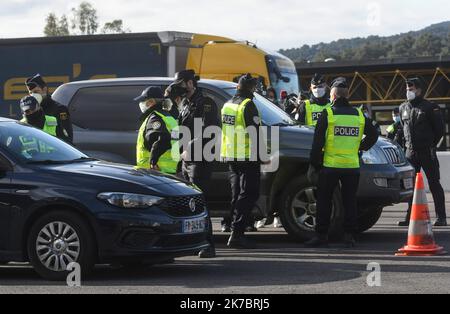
left=27, top=157, right=97, bottom=165
left=27, top=160, right=70, bottom=165
left=270, top=122, right=293, bottom=127
left=69, top=157, right=98, bottom=163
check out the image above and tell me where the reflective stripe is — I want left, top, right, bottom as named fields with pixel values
left=408, top=220, right=434, bottom=237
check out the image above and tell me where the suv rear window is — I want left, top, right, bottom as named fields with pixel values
left=69, top=86, right=149, bottom=131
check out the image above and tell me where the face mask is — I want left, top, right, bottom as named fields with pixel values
left=139, top=101, right=149, bottom=113
left=163, top=98, right=173, bottom=111
left=406, top=91, right=416, bottom=101
left=393, top=116, right=400, bottom=123
left=30, top=93, right=43, bottom=105
left=312, top=87, right=326, bottom=98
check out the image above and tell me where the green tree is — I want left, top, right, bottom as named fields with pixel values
left=44, top=13, right=70, bottom=36
left=102, top=20, right=129, bottom=34
left=44, top=13, right=59, bottom=36
left=389, top=35, right=416, bottom=58
left=414, top=33, right=443, bottom=57
left=58, top=15, right=70, bottom=36
left=71, top=1, right=98, bottom=35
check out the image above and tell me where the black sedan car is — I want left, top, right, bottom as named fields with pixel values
left=0, top=118, right=209, bottom=280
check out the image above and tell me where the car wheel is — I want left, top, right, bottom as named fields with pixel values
left=27, top=211, right=96, bottom=281
left=279, top=175, right=344, bottom=241
left=356, top=206, right=383, bottom=233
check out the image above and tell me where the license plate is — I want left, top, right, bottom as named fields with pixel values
left=182, top=217, right=206, bottom=234
left=404, top=178, right=414, bottom=190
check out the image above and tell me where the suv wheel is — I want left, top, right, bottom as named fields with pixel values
left=279, top=176, right=344, bottom=241
left=357, top=206, right=384, bottom=233
left=27, top=211, right=96, bottom=281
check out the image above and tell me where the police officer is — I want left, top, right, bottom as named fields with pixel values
left=361, top=104, right=382, bottom=135
left=296, top=74, right=332, bottom=126
left=266, top=87, right=282, bottom=109
left=175, top=70, right=219, bottom=258
left=19, top=94, right=59, bottom=137
left=164, top=83, right=188, bottom=119
left=398, top=78, right=447, bottom=227
left=386, top=107, right=404, bottom=147
left=25, top=74, right=73, bottom=144
left=306, top=78, right=378, bottom=248
left=134, top=86, right=180, bottom=174
left=221, top=74, right=266, bottom=249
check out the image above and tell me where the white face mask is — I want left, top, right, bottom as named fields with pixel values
left=139, top=101, right=149, bottom=113
left=406, top=91, right=416, bottom=101
left=312, top=87, right=326, bottom=98
left=30, top=93, right=43, bottom=105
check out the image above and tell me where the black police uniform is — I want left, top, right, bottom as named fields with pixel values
left=309, top=98, right=379, bottom=239
left=41, top=95, right=73, bottom=144
left=399, top=95, right=447, bottom=224
left=225, top=89, right=263, bottom=236
left=176, top=71, right=220, bottom=257
left=141, top=102, right=172, bottom=166
left=178, top=88, right=219, bottom=191
left=387, top=120, right=405, bottom=148
left=25, top=75, right=73, bottom=144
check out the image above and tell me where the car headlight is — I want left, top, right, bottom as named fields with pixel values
left=362, top=149, right=388, bottom=165
left=97, top=192, right=164, bottom=209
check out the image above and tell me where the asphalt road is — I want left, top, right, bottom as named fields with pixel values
left=1, top=196, right=449, bottom=294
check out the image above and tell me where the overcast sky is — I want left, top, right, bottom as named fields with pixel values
left=0, top=0, right=448, bottom=50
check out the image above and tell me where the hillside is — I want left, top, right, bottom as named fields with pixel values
left=280, top=21, right=450, bottom=62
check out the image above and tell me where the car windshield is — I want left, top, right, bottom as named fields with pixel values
left=0, top=122, right=89, bottom=164
left=224, top=88, right=298, bottom=126
left=266, top=53, right=300, bottom=96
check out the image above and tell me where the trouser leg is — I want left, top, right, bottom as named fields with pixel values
left=340, top=171, right=361, bottom=235
left=231, top=162, right=261, bottom=233
left=316, top=168, right=340, bottom=235
left=420, top=150, right=447, bottom=220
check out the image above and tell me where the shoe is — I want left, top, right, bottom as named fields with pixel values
left=397, top=220, right=410, bottom=227
left=305, top=235, right=329, bottom=248
left=227, top=232, right=256, bottom=249
left=434, top=219, right=448, bottom=227
left=221, top=224, right=231, bottom=233
left=198, top=245, right=216, bottom=258
left=256, top=219, right=266, bottom=229
left=343, top=234, right=356, bottom=248
left=273, top=217, right=283, bottom=228
left=245, top=225, right=258, bottom=232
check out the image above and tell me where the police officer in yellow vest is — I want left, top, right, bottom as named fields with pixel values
left=296, top=74, right=332, bottom=126
left=221, top=74, right=266, bottom=249
left=135, top=86, right=180, bottom=174
left=306, top=78, right=378, bottom=248
left=19, top=94, right=58, bottom=137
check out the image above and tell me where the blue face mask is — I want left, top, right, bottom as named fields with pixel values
left=394, top=116, right=401, bottom=123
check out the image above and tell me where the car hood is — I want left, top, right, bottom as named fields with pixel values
left=37, top=161, right=200, bottom=195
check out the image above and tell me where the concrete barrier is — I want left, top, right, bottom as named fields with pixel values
left=423, top=152, right=450, bottom=192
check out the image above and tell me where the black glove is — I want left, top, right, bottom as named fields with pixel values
left=307, top=165, right=320, bottom=185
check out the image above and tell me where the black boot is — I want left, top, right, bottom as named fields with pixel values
left=198, top=245, right=216, bottom=258
left=434, top=219, right=448, bottom=227
left=305, top=234, right=329, bottom=248
left=343, top=233, right=356, bottom=248
left=227, top=231, right=256, bottom=249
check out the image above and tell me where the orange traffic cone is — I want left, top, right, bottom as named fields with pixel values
left=396, top=173, right=446, bottom=256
